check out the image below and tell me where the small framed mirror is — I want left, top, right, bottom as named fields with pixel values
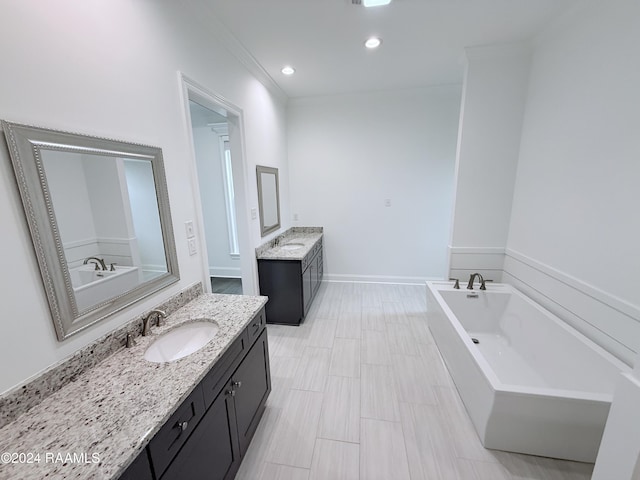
left=2, top=121, right=180, bottom=340
left=256, top=165, right=281, bottom=237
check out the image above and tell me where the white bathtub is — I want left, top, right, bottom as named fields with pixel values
left=426, top=281, right=630, bottom=462
left=70, top=265, right=140, bottom=311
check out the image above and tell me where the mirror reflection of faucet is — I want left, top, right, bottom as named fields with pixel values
left=83, top=256, right=107, bottom=271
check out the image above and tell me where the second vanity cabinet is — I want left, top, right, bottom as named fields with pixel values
left=258, top=238, right=323, bottom=325
left=120, top=308, right=270, bottom=480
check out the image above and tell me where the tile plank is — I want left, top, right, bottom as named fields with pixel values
left=360, top=419, right=411, bottom=480
left=291, top=347, right=332, bottom=392
left=309, top=439, right=359, bottom=480
left=329, top=338, right=361, bottom=378
left=318, top=376, right=360, bottom=443
left=264, top=389, right=324, bottom=468
left=361, top=364, right=401, bottom=422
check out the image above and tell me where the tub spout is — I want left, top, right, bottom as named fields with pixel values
left=467, top=273, right=485, bottom=290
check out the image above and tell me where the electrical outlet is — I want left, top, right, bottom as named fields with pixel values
left=251, top=208, right=257, bottom=220
left=188, top=238, right=197, bottom=256
left=385, top=199, right=391, bottom=207
left=293, top=213, right=299, bottom=221
left=185, top=220, right=195, bottom=239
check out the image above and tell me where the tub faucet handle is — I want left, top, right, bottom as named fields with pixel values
left=449, top=278, right=460, bottom=289
left=110, top=263, right=117, bottom=271
left=479, top=279, right=493, bottom=290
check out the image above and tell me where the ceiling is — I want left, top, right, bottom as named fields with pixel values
left=202, top=0, right=577, bottom=99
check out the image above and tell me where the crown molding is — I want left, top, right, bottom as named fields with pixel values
left=194, top=2, right=288, bottom=104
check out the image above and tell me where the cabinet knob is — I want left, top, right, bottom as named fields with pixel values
left=226, top=389, right=236, bottom=397
left=177, top=421, right=188, bottom=432
left=232, top=380, right=242, bottom=388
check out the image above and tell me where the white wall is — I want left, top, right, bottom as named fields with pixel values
left=504, top=0, right=640, bottom=365
left=0, top=0, right=288, bottom=394
left=124, top=159, right=165, bottom=271
left=192, top=125, right=241, bottom=278
left=40, top=150, right=98, bottom=255
left=449, top=44, right=531, bottom=282
left=287, top=86, right=461, bottom=283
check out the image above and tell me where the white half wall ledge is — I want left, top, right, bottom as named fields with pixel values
left=592, top=372, right=640, bottom=480
left=503, top=249, right=640, bottom=366
left=448, top=246, right=506, bottom=281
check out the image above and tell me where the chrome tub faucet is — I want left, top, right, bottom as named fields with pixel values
left=467, top=272, right=487, bottom=290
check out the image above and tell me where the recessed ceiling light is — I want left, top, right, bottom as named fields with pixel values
left=363, top=0, right=391, bottom=7
left=365, top=37, right=382, bottom=49
left=281, top=66, right=295, bottom=75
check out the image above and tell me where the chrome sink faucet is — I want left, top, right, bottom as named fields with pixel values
left=467, top=273, right=487, bottom=290
left=83, top=256, right=107, bottom=271
left=142, top=309, right=166, bottom=336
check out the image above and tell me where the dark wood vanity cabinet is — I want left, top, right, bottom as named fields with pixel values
left=258, top=239, right=323, bottom=325
left=160, top=386, right=239, bottom=480
left=119, top=308, right=270, bottom=480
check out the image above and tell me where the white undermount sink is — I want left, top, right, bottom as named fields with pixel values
left=280, top=243, right=305, bottom=251
left=144, top=321, right=219, bottom=363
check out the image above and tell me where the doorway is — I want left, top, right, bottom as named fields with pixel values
left=180, top=74, right=258, bottom=295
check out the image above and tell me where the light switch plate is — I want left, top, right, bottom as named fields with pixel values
left=185, top=220, right=195, bottom=239
left=384, top=199, right=391, bottom=207
left=188, top=238, right=197, bottom=256
left=251, top=208, right=257, bottom=220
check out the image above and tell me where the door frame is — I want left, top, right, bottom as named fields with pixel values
left=178, top=72, right=258, bottom=295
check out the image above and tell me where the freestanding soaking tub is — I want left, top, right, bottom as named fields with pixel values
left=426, top=281, right=629, bottom=462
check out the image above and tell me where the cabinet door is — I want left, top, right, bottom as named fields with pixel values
left=161, top=389, right=241, bottom=480
left=148, top=386, right=206, bottom=477
left=316, top=250, right=323, bottom=285
left=233, top=328, right=271, bottom=455
left=302, top=264, right=312, bottom=316
left=118, top=450, right=153, bottom=480
left=309, top=259, right=318, bottom=298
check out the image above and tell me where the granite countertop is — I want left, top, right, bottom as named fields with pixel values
left=0, top=293, right=267, bottom=480
left=255, top=227, right=323, bottom=261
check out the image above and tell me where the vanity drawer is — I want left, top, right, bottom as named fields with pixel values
left=148, top=385, right=206, bottom=478
left=246, top=308, right=266, bottom=344
left=201, top=329, right=249, bottom=408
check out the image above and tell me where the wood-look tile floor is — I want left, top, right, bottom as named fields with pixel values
left=236, top=282, right=594, bottom=480
left=210, top=277, right=243, bottom=295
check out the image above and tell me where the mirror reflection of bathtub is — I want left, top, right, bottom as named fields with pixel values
left=69, top=265, right=140, bottom=311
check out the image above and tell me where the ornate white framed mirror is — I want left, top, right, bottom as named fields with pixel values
left=2, top=121, right=180, bottom=340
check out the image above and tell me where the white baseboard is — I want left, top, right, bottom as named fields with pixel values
left=323, top=273, right=441, bottom=285
left=209, top=266, right=242, bottom=278
left=504, top=249, right=639, bottom=366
